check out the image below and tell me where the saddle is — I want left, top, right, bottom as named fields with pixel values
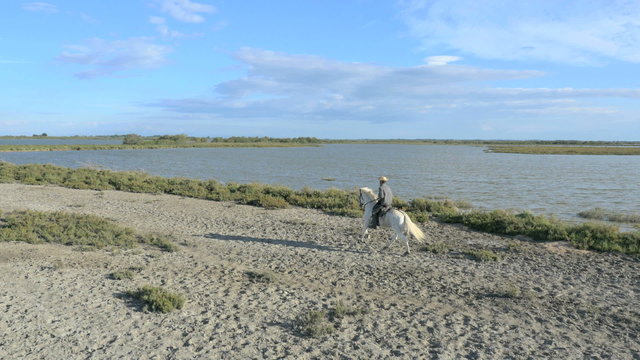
left=369, top=206, right=392, bottom=229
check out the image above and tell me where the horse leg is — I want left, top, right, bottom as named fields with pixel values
left=401, top=233, right=410, bottom=256
left=381, top=234, right=397, bottom=252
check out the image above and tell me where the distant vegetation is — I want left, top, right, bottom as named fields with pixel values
left=2, top=134, right=639, bottom=152
left=486, top=145, right=640, bottom=155
left=0, top=134, right=321, bottom=152
left=1, top=161, right=638, bottom=255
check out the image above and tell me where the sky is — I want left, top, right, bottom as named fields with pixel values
left=2, top=0, right=640, bottom=140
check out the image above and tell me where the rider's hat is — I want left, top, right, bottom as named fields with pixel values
left=378, top=176, right=388, bottom=182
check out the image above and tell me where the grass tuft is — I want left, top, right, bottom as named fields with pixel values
left=463, top=249, right=502, bottom=262
left=110, top=270, right=135, bottom=280
left=127, top=285, right=185, bottom=313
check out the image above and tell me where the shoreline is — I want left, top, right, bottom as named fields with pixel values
left=1, top=184, right=638, bottom=359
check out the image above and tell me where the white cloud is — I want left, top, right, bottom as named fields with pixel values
left=424, top=55, right=460, bottom=66
left=160, top=0, right=216, bottom=23
left=58, top=37, right=172, bottom=78
left=146, top=48, right=640, bottom=139
left=400, top=0, right=640, bottom=64
left=22, top=2, right=59, bottom=13
left=148, top=16, right=186, bottom=38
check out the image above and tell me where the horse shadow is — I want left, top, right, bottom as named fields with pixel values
left=203, top=233, right=365, bottom=253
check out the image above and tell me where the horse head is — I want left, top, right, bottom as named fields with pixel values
left=358, top=187, right=377, bottom=208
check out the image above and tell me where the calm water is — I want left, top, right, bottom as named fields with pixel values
left=1, top=144, right=639, bottom=224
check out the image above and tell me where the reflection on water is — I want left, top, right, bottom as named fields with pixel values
left=1, top=144, right=639, bottom=225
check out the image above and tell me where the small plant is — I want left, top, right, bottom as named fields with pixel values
left=332, top=300, right=362, bottom=319
left=421, top=242, right=450, bottom=254
left=111, top=269, right=136, bottom=280
left=463, top=249, right=502, bottom=262
left=141, top=233, right=178, bottom=252
left=245, top=270, right=278, bottom=283
left=294, top=310, right=335, bottom=337
left=127, top=285, right=185, bottom=313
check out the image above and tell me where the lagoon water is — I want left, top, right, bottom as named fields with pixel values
left=1, top=143, right=639, bottom=224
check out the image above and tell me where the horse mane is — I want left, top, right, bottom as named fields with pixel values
left=359, top=187, right=376, bottom=198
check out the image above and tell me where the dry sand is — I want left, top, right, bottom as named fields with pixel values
left=0, top=183, right=638, bottom=359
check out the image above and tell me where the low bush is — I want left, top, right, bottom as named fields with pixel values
left=127, top=285, right=185, bottom=313
left=0, top=210, right=176, bottom=251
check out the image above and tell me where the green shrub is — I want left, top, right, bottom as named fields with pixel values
left=0, top=210, right=176, bottom=251
left=127, top=285, right=185, bottom=313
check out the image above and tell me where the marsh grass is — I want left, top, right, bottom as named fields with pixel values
left=0, top=210, right=176, bottom=252
left=127, top=285, right=185, bottom=313
left=2, top=161, right=639, bottom=255
left=487, top=145, right=640, bottom=155
left=578, top=208, right=640, bottom=223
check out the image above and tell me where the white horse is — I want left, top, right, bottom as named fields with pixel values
left=357, top=187, right=426, bottom=255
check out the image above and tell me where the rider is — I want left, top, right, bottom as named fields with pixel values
left=370, top=176, right=393, bottom=228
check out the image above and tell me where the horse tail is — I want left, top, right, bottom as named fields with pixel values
left=402, top=212, right=426, bottom=242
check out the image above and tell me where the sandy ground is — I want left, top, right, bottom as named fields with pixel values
left=0, top=183, right=638, bottom=360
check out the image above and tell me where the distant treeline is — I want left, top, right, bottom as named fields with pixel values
left=324, top=139, right=640, bottom=146
left=2, top=134, right=638, bottom=146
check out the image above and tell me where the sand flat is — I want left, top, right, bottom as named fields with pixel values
left=1, top=183, right=638, bottom=359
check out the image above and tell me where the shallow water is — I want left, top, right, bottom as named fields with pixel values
left=1, top=143, right=639, bottom=225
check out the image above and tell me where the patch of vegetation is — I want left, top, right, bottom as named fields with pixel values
left=463, top=249, right=502, bottom=262
left=0, top=210, right=176, bottom=251
left=578, top=208, right=640, bottom=223
left=486, top=145, right=640, bottom=155
left=293, top=301, right=364, bottom=338
left=127, top=285, right=185, bottom=313
left=245, top=270, right=278, bottom=283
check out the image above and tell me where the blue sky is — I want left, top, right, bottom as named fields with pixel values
left=2, top=0, right=640, bottom=140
